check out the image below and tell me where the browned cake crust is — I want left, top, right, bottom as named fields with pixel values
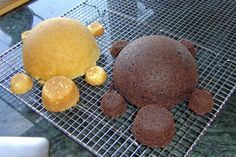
left=101, top=90, right=127, bottom=117
left=189, top=89, right=213, bottom=115
left=113, top=35, right=198, bottom=108
left=110, top=40, right=129, bottom=57
left=132, top=105, right=175, bottom=148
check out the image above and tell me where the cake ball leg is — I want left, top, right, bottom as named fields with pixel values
left=188, top=88, right=214, bottom=115
left=179, top=38, right=197, bottom=58
left=100, top=89, right=127, bottom=118
left=87, top=21, right=104, bottom=37
left=109, top=40, right=129, bottom=57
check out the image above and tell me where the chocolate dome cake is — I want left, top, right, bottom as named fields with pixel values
left=112, top=35, right=198, bottom=108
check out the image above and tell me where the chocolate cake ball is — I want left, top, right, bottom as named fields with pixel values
left=101, top=90, right=127, bottom=117
left=179, top=38, right=197, bottom=58
left=189, top=89, right=213, bottom=115
left=132, top=105, right=175, bottom=148
left=110, top=40, right=129, bottom=57
left=113, top=35, right=198, bottom=108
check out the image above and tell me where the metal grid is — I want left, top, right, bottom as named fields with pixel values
left=0, top=0, right=236, bottom=156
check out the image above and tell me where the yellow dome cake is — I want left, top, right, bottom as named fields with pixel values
left=22, top=17, right=100, bottom=81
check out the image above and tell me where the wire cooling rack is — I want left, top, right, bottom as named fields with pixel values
left=0, top=0, right=236, bottom=156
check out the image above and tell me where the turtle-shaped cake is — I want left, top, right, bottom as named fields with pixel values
left=101, top=35, right=214, bottom=148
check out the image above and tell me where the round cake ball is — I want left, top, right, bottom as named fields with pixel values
left=85, top=66, right=107, bottom=86
left=132, top=105, right=175, bottom=148
left=113, top=35, right=198, bottom=108
left=22, top=17, right=100, bottom=81
left=87, top=21, right=104, bottom=37
left=179, top=38, right=197, bottom=58
left=110, top=40, right=128, bottom=57
left=101, top=90, right=127, bottom=117
left=189, top=89, right=213, bottom=115
left=10, top=73, right=33, bottom=94
left=42, top=76, right=79, bottom=112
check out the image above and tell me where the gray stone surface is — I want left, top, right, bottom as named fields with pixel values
left=0, top=99, right=33, bottom=136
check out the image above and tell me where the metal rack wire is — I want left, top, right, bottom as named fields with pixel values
left=0, top=0, right=236, bottom=156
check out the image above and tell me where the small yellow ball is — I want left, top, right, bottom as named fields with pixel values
left=87, top=21, right=104, bottom=37
left=10, top=73, right=33, bottom=94
left=85, top=66, right=107, bottom=86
